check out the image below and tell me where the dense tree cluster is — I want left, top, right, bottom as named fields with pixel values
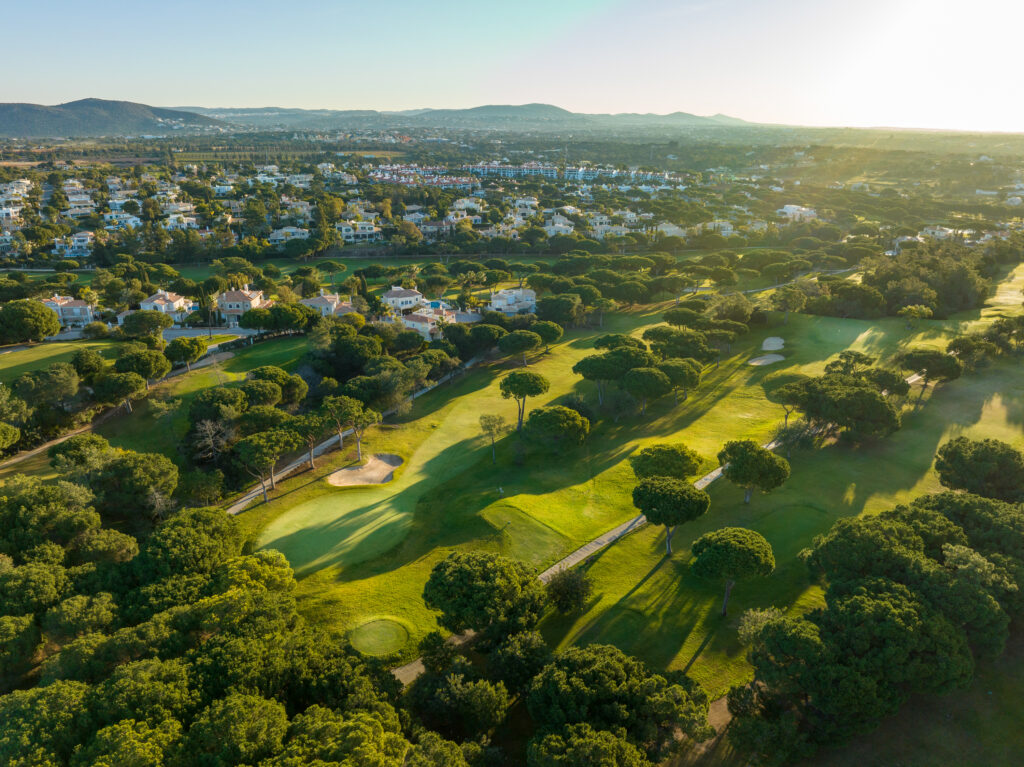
left=727, top=484, right=1024, bottom=765
left=0, top=473, right=475, bottom=766
left=763, top=350, right=908, bottom=442
left=418, top=551, right=713, bottom=763
left=785, top=241, right=994, bottom=320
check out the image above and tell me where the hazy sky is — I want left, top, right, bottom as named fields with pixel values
left=7, top=0, right=1023, bottom=131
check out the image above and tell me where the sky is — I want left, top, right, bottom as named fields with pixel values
left=6, top=0, right=1024, bottom=132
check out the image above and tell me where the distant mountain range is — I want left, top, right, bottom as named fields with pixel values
left=0, top=98, right=752, bottom=137
left=0, top=99, right=224, bottom=137
left=180, top=102, right=752, bottom=132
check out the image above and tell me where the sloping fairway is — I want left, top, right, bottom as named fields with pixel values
left=540, top=359, right=1024, bottom=701
left=244, top=266, right=1024, bottom=668
left=246, top=314, right=959, bottom=661
left=255, top=309, right=664, bottom=575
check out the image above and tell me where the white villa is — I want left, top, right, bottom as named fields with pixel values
left=300, top=290, right=356, bottom=317
left=336, top=221, right=382, bottom=243
left=383, top=286, right=425, bottom=314
left=141, top=289, right=192, bottom=322
left=776, top=204, right=817, bottom=222
left=487, top=287, right=536, bottom=316
left=41, top=294, right=94, bottom=328
left=268, top=226, right=309, bottom=246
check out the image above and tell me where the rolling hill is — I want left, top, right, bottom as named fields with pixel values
left=0, top=99, right=752, bottom=137
left=0, top=98, right=225, bottom=137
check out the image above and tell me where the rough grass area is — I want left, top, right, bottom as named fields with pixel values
left=94, top=336, right=307, bottom=461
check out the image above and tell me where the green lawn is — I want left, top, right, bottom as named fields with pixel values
left=0, top=340, right=120, bottom=384
left=233, top=265, right=1024, bottom=685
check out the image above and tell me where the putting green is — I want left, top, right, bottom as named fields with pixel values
left=348, top=617, right=410, bottom=656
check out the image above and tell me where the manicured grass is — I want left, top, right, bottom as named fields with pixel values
left=241, top=265, right=1024, bottom=673
left=348, top=617, right=412, bottom=657
left=540, top=359, right=1024, bottom=701
left=0, top=340, right=119, bottom=384
left=241, top=311, right=961, bottom=663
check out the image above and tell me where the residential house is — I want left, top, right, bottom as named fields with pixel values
left=336, top=221, right=382, bottom=243
left=382, top=285, right=425, bottom=314
left=41, top=294, right=94, bottom=328
left=401, top=303, right=462, bottom=340
left=702, top=220, right=735, bottom=237
left=268, top=226, right=310, bottom=246
left=283, top=200, right=313, bottom=222
left=402, top=311, right=444, bottom=340
left=487, top=287, right=536, bottom=316
left=920, top=225, right=955, bottom=240
left=53, top=231, right=94, bottom=258
left=217, top=286, right=271, bottom=326
left=776, top=204, right=817, bottom=222
left=63, top=206, right=95, bottom=219
left=103, top=211, right=143, bottom=230
left=300, top=290, right=356, bottom=317
left=141, top=289, right=191, bottom=322
left=163, top=214, right=198, bottom=231
left=591, top=224, right=629, bottom=240
left=656, top=222, right=687, bottom=238
left=0, top=207, right=22, bottom=227
left=543, top=220, right=574, bottom=237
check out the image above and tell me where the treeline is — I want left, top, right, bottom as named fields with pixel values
left=783, top=238, right=1024, bottom=320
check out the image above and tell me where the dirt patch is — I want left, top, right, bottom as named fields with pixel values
left=748, top=354, right=786, bottom=366
left=326, top=453, right=403, bottom=487
left=761, top=336, right=785, bottom=351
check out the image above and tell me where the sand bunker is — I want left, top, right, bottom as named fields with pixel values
left=748, top=354, right=786, bottom=366
left=327, top=453, right=403, bottom=486
left=761, top=337, right=785, bottom=351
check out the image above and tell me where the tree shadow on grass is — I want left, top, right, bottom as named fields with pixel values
left=262, top=416, right=642, bottom=581
left=389, top=362, right=502, bottom=423
left=532, top=365, right=1006, bottom=686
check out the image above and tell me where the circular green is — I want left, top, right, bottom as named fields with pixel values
left=348, top=618, right=410, bottom=656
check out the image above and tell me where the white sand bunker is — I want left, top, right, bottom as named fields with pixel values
left=748, top=354, right=786, bottom=366
left=327, top=454, right=403, bottom=486
left=761, top=337, right=785, bottom=351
